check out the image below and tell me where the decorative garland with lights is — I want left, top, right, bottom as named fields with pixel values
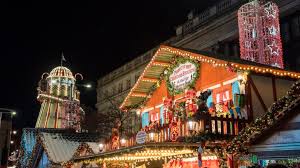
left=71, top=148, right=197, bottom=166
left=124, top=77, right=163, bottom=111
left=165, top=57, right=199, bottom=95
left=205, top=144, right=228, bottom=168
left=72, top=143, right=95, bottom=158
left=180, top=132, right=232, bottom=143
left=227, top=80, right=300, bottom=155
left=120, top=46, right=300, bottom=110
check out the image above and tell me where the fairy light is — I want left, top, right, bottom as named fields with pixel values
left=120, top=45, right=300, bottom=109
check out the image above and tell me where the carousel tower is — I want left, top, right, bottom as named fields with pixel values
left=35, top=66, right=83, bottom=130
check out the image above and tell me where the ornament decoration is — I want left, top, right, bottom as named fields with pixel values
left=238, top=0, right=284, bottom=68
left=166, top=57, right=199, bottom=95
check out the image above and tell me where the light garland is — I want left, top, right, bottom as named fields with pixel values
left=152, top=61, right=171, bottom=67
left=141, top=77, right=159, bottom=83
left=120, top=45, right=300, bottom=110
left=72, top=147, right=197, bottom=165
left=227, top=80, right=300, bottom=155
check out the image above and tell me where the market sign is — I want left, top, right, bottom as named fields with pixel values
left=136, top=131, right=147, bottom=144
left=167, top=59, right=199, bottom=95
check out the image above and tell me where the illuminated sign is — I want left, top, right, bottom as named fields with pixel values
left=169, top=61, right=197, bottom=91
left=136, top=131, right=147, bottom=144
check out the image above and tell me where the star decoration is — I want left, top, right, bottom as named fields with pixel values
left=268, top=41, right=279, bottom=56
left=264, top=4, right=276, bottom=18
left=268, top=26, right=277, bottom=36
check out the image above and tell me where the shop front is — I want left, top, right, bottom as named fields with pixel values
left=72, top=45, right=300, bottom=168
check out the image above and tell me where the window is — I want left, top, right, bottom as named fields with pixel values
left=112, top=86, right=116, bottom=95
left=126, top=79, right=131, bottom=90
left=118, top=82, right=123, bottom=93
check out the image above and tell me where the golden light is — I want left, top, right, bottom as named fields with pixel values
left=120, top=138, right=127, bottom=147
left=149, top=130, right=158, bottom=142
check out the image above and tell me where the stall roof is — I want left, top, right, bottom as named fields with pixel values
left=120, top=45, right=300, bottom=110
left=73, top=142, right=199, bottom=163
left=18, top=128, right=102, bottom=167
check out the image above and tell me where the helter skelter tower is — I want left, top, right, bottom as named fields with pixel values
left=238, top=0, right=284, bottom=68
left=35, top=66, right=83, bottom=131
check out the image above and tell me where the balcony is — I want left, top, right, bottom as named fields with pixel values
left=105, top=112, right=248, bottom=151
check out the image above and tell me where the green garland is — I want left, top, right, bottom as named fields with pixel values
left=227, top=80, right=300, bottom=155
left=166, top=57, right=200, bottom=95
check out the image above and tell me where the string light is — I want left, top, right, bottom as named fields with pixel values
left=120, top=45, right=300, bottom=109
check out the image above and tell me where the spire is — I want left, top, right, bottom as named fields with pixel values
left=60, top=52, right=66, bottom=66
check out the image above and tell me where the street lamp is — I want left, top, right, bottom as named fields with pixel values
left=85, top=84, right=92, bottom=88
left=149, top=130, right=158, bottom=142
left=98, top=143, right=104, bottom=152
left=0, top=108, right=17, bottom=116
left=120, top=138, right=127, bottom=147
left=12, top=131, right=17, bottom=135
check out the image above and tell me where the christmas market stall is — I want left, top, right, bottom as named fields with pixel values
left=227, top=80, right=300, bottom=167
left=17, top=128, right=102, bottom=168
left=71, top=44, right=300, bottom=168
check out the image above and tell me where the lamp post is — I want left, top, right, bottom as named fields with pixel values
left=98, top=143, right=104, bottom=152
left=0, top=108, right=16, bottom=168
left=187, top=118, right=198, bottom=136
left=149, top=130, right=158, bottom=142
left=120, top=137, right=127, bottom=147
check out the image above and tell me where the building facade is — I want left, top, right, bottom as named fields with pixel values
left=0, top=114, right=12, bottom=168
left=96, top=0, right=300, bottom=135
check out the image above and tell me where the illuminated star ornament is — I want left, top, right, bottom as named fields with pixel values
left=268, top=41, right=279, bottom=56
left=268, top=26, right=277, bottom=36
left=264, top=3, right=276, bottom=18
left=238, top=1, right=284, bottom=69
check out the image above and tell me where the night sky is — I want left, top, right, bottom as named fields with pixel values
left=0, top=1, right=218, bottom=129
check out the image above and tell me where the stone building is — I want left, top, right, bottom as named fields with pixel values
left=0, top=113, right=12, bottom=168
left=96, top=0, right=300, bottom=136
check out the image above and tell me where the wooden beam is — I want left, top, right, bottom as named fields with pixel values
left=141, top=77, right=159, bottom=83
left=246, top=80, right=253, bottom=121
left=249, top=77, right=268, bottom=112
left=272, top=77, right=277, bottom=101
left=152, top=61, right=171, bottom=67
left=131, top=92, right=148, bottom=98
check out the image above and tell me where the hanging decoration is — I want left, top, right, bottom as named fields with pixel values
left=166, top=57, right=199, bottom=95
left=163, top=97, right=173, bottom=124
left=170, top=122, right=179, bottom=142
left=185, top=89, right=198, bottom=117
left=238, top=0, right=284, bottom=68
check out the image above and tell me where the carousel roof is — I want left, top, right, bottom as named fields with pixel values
left=120, top=45, right=300, bottom=110
left=48, top=66, right=75, bottom=79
